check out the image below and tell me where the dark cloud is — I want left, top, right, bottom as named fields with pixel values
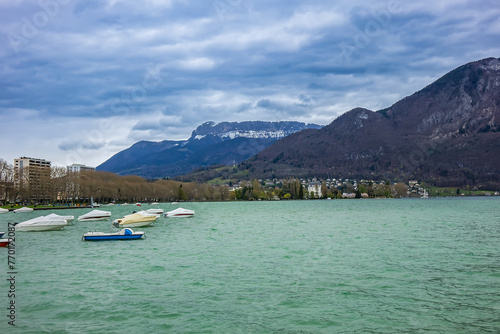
left=0, top=0, right=499, bottom=166
left=58, top=140, right=105, bottom=152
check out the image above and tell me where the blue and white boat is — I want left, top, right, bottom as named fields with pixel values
left=0, top=232, right=5, bottom=238
left=82, top=228, right=145, bottom=241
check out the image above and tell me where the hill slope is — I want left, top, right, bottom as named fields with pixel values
left=245, top=57, right=500, bottom=187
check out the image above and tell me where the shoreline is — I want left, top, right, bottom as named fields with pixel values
left=2, top=206, right=93, bottom=211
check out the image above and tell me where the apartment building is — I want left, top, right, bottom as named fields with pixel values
left=14, top=157, right=52, bottom=199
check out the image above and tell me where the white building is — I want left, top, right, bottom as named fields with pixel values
left=308, top=181, right=322, bottom=198
left=67, top=164, right=96, bottom=173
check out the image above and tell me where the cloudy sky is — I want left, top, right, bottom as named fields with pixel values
left=1, top=0, right=499, bottom=167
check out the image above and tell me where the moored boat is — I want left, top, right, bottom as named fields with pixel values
left=78, top=209, right=112, bottom=221
left=113, top=212, right=157, bottom=228
left=145, top=208, right=164, bottom=216
left=165, top=207, right=195, bottom=218
left=82, top=228, right=145, bottom=241
left=0, top=232, right=5, bottom=238
left=13, top=207, right=34, bottom=213
left=0, top=208, right=9, bottom=214
left=0, top=239, right=11, bottom=247
left=15, top=215, right=68, bottom=231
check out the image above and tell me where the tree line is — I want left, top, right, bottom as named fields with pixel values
left=0, top=158, right=410, bottom=205
left=0, top=159, right=230, bottom=205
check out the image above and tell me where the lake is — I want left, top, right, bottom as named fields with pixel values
left=1, top=198, right=499, bottom=333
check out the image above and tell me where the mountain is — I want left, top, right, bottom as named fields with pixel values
left=97, top=121, right=322, bottom=178
left=97, top=140, right=185, bottom=174
left=244, top=57, right=500, bottom=187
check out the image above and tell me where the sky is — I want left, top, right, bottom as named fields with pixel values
left=1, top=0, right=499, bottom=168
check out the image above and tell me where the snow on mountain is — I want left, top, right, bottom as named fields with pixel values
left=190, top=121, right=322, bottom=141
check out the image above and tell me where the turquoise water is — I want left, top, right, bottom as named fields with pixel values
left=1, top=198, right=499, bottom=333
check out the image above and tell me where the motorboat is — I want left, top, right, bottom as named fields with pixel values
left=136, top=210, right=162, bottom=218
left=78, top=209, right=112, bottom=221
left=0, top=239, right=11, bottom=247
left=83, top=228, right=145, bottom=241
left=151, top=202, right=159, bottom=205
left=0, top=208, right=9, bottom=214
left=113, top=212, right=157, bottom=228
left=15, top=215, right=68, bottom=231
left=45, top=213, right=75, bottom=224
left=164, top=207, right=195, bottom=218
left=145, top=208, right=164, bottom=216
left=13, top=207, right=34, bottom=213
left=0, top=232, right=5, bottom=238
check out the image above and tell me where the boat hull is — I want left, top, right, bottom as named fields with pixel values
left=0, top=239, right=10, bottom=247
left=83, top=230, right=145, bottom=241
left=166, top=213, right=194, bottom=217
left=83, top=234, right=144, bottom=241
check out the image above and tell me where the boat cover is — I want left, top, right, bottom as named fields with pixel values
left=13, top=207, right=34, bottom=213
left=145, top=208, right=164, bottom=215
left=166, top=208, right=195, bottom=217
left=115, top=212, right=157, bottom=225
left=45, top=213, right=75, bottom=222
left=78, top=210, right=112, bottom=220
left=16, top=215, right=68, bottom=227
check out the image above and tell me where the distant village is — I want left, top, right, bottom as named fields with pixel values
left=229, top=177, right=426, bottom=200
left=1, top=156, right=498, bottom=206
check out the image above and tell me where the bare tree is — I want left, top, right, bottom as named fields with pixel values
left=0, top=159, right=14, bottom=204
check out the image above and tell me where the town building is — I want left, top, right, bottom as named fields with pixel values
left=308, top=181, right=322, bottom=198
left=67, top=163, right=96, bottom=173
left=14, top=157, right=51, bottom=199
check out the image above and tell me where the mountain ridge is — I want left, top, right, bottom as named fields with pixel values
left=242, top=57, right=500, bottom=187
left=97, top=121, right=322, bottom=178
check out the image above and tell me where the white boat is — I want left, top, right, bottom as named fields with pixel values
left=164, top=207, right=195, bottom=218
left=113, top=212, right=157, bottom=228
left=136, top=210, right=162, bottom=218
left=145, top=208, right=164, bottom=216
left=45, top=213, right=75, bottom=224
left=13, top=207, right=34, bottom=213
left=78, top=209, right=112, bottom=221
left=15, top=215, right=68, bottom=231
left=0, top=208, right=9, bottom=214
left=151, top=202, right=159, bottom=205
left=83, top=228, right=145, bottom=241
